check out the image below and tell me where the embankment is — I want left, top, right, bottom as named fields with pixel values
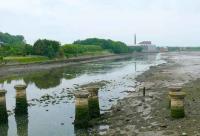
left=0, top=53, right=135, bottom=78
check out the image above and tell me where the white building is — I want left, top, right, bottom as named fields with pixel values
left=138, top=41, right=158, bottom=53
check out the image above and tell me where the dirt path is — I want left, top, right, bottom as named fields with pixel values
left=96, top=52, right=200, bottom=136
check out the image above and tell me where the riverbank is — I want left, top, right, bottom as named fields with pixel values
left=0, top=53, right=136, bottom=79
left=94, top=52, right=200, bottom=136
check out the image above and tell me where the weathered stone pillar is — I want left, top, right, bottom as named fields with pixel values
left=169, top=91, right=186, bottom=118
left=0, top=89, right=8, bottom=136
left=14, top=85, right=28, bottom=115
left=74, top=92, right=89, bottom=129
left=168, top=86, right=182, bottom=108
left=14, top=85, right=28, bottom=136
left=87, top=86, right=100, bottom=119
left=0, top=89, right=8, bottom=124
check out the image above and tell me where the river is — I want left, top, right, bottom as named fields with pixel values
left=0, top=53, right=164, bottom=136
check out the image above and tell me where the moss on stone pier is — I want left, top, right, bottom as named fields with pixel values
left=88, top=97, right=100, bottom=119
left=171, top=107, right=185, bottom=118
left=0, top=103, right=8, bottom=123
left=15, top=97, right=28, bottom=116
left=75, top=105, right=89, bottom=129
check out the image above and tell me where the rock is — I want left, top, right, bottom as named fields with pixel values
left=160, top=124, right=167, bottom=128
left=138, top=103, right=142, bottom=106
left=61, top=123, right=64, bottom=125
left=109, top=99, right=113, bottom=102
left=144, top=105, right=148, bottom=109
left=149, top=95, right=153, bottom=98
left=116, top=108, right=121, bottom=112
left=181, top=132, right=187, bottom=136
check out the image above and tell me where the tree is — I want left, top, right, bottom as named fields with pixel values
left=24, top=44, right=34, bottom=55
left=74, top=38, right=130, bottom=54
left=33, top=39, right=60, bottom=58
left=62, top=44, right=103, bottom=57
left=0, top=32, right=26, bottom=45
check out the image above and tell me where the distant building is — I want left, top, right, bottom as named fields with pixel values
left=138, top=41, right=158, bottom=53
left=159, top=47, right=168, bottom=52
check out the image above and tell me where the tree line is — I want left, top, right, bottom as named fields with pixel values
left=0, top=32, right=143, bottom=59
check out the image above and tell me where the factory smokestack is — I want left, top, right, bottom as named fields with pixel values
left=134, top=34, right=137, bottom=45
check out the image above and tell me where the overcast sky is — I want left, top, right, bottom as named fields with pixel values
left=0, top=0, right=200, bottom=46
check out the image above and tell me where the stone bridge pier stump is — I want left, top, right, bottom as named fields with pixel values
left=14, top=84, right=28, bottom=136
left=74, top=92, right=89, bottom=129
left=14, top=85, right=28, bottom=115
left=168, top=86, right=182, bottom=108
left=169, top=91, right=186, bottom=118
left=0, top=89, right=8, bottom=124
left=87, top=86, right=100, bottom=119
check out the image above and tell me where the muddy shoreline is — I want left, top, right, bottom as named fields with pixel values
left=0, top=53, right=135, bottom=79
left=94, top=52, right=200, bottom=136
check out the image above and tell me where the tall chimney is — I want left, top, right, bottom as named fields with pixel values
left=134, top=34, right=137, bottom=45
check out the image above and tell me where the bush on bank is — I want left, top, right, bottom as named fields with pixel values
left=0, top=32, right=143, bottom=63
left=62, top=44, right=104, bottom=57
left=74, top=38, right=131, bottom=54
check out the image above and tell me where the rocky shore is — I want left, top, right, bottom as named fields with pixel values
left=94, top=52, right=200, bottom=136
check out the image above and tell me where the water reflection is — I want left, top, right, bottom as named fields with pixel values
left=87, top=87, right=100, bottom=119
left=0, top=53, right=164, bottom=136
left=74, top=92, right=89, bottom=129
left=14, top=85, right=28, bottom=136
left=23, top=69, right=62, bottom=89
left=0, top=90, right=8, bottom=136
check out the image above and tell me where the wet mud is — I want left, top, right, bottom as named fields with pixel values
left=93, top=52, right=200, bottom=136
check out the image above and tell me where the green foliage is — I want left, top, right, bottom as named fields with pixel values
left=0, top=32, right=25, bottom=45
left=4, top=56, right=48, bottom=63
left=0, top=44, right=24, bottom=56
left=24, top=44, right=34, bottom=55
left=74, top=38, right=131, bottom=54
left=0, top=32, right=144, bottom=64
left=33, top=39, right=60, bottom=58
left=0, top=56, right=3, bottom=61
left=62, top=44, right=103, bottom=57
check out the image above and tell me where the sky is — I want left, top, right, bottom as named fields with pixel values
left=0, top=0, right=200, bottom=46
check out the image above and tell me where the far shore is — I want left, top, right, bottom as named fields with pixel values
left=0, top=53, right=141, bottom=79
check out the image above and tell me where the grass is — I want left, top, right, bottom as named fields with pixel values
left=4, top=56, right=49, bottom=63
left=1, top=51, right=113, bottom=64
left=65, top=50, right=112, bottom=58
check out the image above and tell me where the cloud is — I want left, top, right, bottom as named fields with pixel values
left=0, top=0, right=200, bottom=46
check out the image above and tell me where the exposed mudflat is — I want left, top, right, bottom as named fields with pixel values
left=94, top=52, right=200, bottom=136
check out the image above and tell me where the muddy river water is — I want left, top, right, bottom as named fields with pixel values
left=0, top=53, right=165, bottom=136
